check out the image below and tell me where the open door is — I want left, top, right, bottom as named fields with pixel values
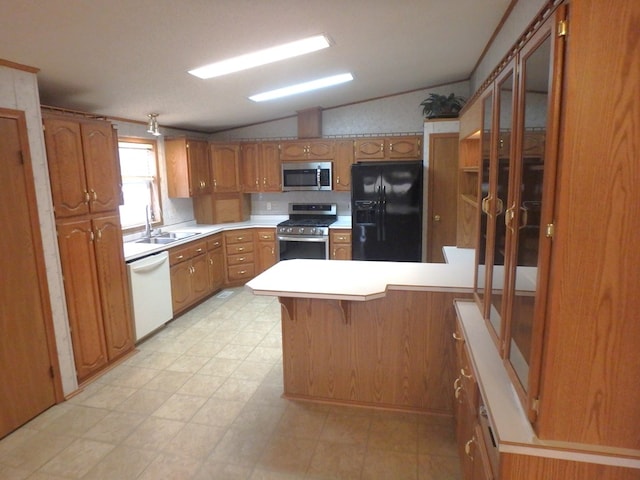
left=0, top=108, right=61, bottom=438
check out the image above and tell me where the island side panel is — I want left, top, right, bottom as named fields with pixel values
left=280, top=290, right=461, bottom=413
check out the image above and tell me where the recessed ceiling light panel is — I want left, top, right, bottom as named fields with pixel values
left=188, top=34, right=332, bottom=79
left=249, top=73, right=354, bottom=102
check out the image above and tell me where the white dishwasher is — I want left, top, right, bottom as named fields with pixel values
left=127, top=251, right=173, bottom=341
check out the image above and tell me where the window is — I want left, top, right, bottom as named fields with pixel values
left=118, top=138, right=162, bottom=230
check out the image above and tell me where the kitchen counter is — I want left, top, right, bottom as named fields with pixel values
left=245, top=258, right=474, bottom=301
left=122, top=215, right=287, bottom=262
left=246, top=258, right=474, bottom=413
left=123, top=215, right=352, bottom=262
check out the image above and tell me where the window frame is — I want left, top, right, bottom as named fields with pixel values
left=117, top=136, right=163, bottom=233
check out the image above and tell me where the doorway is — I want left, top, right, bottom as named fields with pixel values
left=0, top=108, right=61, bottom=438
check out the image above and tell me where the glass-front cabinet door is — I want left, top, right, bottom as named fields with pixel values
left=503, top=11, right=564, bottom=420
left=488, top=64, right=516, bottom=351
left=474, top=91, right=494, bottom=317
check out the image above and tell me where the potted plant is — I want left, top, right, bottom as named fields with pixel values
left=420, top=93, right=466, bottom=119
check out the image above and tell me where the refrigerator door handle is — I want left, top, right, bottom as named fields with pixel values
left=381, top=185, right=387, bottom=241
left=376, top=185, right=382, bottom=241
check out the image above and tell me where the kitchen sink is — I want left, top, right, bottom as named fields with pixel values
left=135, top=237, right=178, bottom=245
left=135, top=231, right=200, bottom=245
left=156, top=231, right=200, bottom=239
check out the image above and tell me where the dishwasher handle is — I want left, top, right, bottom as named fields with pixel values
left=130, top=254, right=168, bottom=273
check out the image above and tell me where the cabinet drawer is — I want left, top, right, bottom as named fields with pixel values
left=227, top=263, right=255, bottom=281
left=226, top=241, right=254, bottom=255
left=256, top=229, right=275, bottom=241
left=224, top=230, right=254, bottom=244
left=227, top=252, right=255, bottom=266
left=168, top=239, right=207, bottom=265
left=207, top=235, right=222, bottom=250
left=331, top=231, right=351, bottom=243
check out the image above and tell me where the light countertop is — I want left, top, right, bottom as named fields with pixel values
left=245, top=258, right=474, bottom=301
left=123, top=215, right=352, bottom=262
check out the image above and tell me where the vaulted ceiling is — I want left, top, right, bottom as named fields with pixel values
left=0, top=0, right=512, bottom=132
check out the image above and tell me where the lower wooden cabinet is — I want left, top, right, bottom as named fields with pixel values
left=168, top=239, right=208, bottom=315
left=330, top=229, right=351, bottom=259
left=207, top=235, right=224, bottom=292
left=224, top=229, right=256, bottom=285
left=56, top=213, right=134, bottom=383
left=255, top=228, right=277, bottom=274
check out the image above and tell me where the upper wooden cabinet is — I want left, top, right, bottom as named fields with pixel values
left=165, top=137, right=210, bottom=197
left=279, top=139, right=335, bottom=161
left=354, top=135, right=422, bottom=161
left=240, top=142, right=281, bottom=193
left=332, top=140, right=354, bottom=192
left=210, top=143, right=241, bottom=193
left=43, top=115, right=122, bottom=217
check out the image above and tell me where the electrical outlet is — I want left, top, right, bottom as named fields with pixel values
left=266, top=202, right=272, bottom=211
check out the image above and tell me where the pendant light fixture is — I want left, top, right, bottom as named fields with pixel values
left=146, top=113, right=161, bottom=136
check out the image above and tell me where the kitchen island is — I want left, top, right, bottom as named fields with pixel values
left=246, top=259, right=474, bottom=414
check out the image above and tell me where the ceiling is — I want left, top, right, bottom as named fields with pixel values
left=0, top=0, right=512, bottom=133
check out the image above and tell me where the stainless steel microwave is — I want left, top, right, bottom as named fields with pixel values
left=281, top=162, right=332, bottom=191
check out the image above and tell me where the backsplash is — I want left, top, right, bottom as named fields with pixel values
left=251, top=191, right=351, bottom=216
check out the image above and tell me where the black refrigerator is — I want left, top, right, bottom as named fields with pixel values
left=351, top=160, right=423, bottom=262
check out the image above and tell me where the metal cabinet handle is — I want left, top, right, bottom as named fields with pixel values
left=464, top=437, right=475, bottom=459
left=461, top=368, right=473, bottom=380
left=452, top=332, right=463, bottom=342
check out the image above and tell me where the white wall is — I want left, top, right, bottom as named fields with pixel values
left=0, top=65, right=77, bottom=395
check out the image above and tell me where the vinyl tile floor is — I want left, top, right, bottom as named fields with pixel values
left=0, top=287, right=462, bottom=480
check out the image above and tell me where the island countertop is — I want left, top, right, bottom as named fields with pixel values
left=245, top=258, right=474, bottom=301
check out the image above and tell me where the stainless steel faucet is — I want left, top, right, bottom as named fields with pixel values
left=144, top=205, right=152, bottom=238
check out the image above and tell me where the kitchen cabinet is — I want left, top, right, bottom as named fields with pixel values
left=193, top=142, right=250, bottom=225
left=454, top=1, right=640, bottom=477
left=43, top=115, right=122, bottom=217
left=353, top=135, right=422, bottom=161
left=224, top=229, right=256, bottom=285
left=329, top=229, right=351, bottom=260
left=240, top=141, right=281, bottom=193
left=56, top=213, right=133, bottom=382
left=165, top=137, right=210, bottom=197
left=207, top=235, right=224, bottom=293
left=279, top=139, right=335, bottom=161
left=210, top=143, right=241, bottom=193
left=332, top=140, right=354, bottom=191
left=43, top=113, right=133, bottom=383
left=168, top=239, right=209, bottom=315
left=255, top=228, right=277, bottom=274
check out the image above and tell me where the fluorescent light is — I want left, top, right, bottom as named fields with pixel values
left=188, top=34, right=331, bottom=79
left=249, top=73, right=354, bottom=102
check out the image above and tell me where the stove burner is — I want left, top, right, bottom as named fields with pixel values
left=277, top=203, right=337, bottom=237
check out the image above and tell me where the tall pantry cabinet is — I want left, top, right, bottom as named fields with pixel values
left=453, top=1, right=640, bottom=478
left=43, top=113, right=134, bottom=383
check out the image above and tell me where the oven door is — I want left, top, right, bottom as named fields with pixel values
left=278, top=235, right=329, bottom=260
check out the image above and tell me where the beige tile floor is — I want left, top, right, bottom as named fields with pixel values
left=0, top=288, right=461, bottom=480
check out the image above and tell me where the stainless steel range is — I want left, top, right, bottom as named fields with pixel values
left=277, top=203, right=337, bottom=260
